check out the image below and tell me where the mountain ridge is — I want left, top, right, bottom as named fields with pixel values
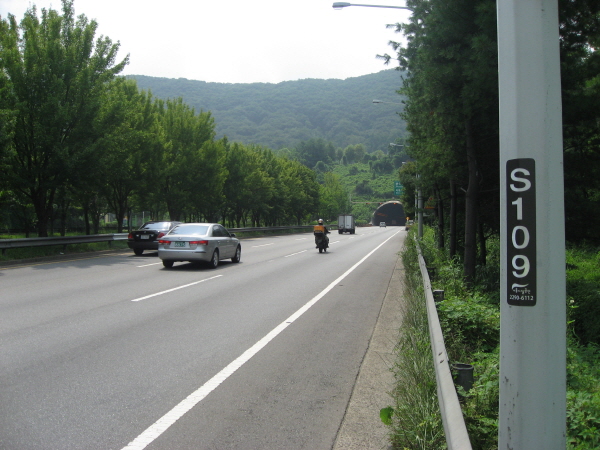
left=129, top=69, right=407, bottom=152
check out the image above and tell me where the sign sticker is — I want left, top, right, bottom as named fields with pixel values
left=506, top=159, right=537, bottom=306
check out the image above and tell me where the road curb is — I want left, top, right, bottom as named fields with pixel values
left=333, top=252, right=405, bottom=450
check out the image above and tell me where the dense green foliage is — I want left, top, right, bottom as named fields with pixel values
left=389, top=0, right=600, bottom=285
left=130, top=70, right=407, bottom=154
left=0, top=0, right=127, bottom=236
left=566, top=246, right=600, bottom=345
left=331, top=162, right=403, bottom=223
left=397, top=227, right=600, bottom=449
left=392, top=0, right=500, bottom=282
left=385, top=2, right=600, bottom=444
left=0, top=1, right=407, bottom=236
left=560, top=0, right=600, bottom=243
left=0, top=1, right=411, bottom=237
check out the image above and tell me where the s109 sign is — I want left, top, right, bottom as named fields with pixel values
left=507, top=159, right=537, bottom=306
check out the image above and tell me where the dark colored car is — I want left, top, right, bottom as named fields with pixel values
left=128, top=221, right=182, bottom=255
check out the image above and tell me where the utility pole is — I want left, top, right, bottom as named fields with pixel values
left=497, top=0, right=566, bottom=447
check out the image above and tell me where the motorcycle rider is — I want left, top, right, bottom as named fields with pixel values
left=314, top=218, right=330, bottom=248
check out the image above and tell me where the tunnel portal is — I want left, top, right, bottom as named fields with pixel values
left=371, top=201, right=406, bottom=226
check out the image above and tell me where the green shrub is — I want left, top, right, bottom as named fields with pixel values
left=460, top=350, right=499, bottom=450
left=567, top=390, right=600, bottom=449
left=405, top=228, right=501, bottom=447
left=391, top=227, right=600, bottom=449
left=567, top=342, right=600, bottom=392
left=437, top=295, right=500, bottom=357
left=566, top=340, right=600, bottom=449
left=566, top=246, right=600, bottom=345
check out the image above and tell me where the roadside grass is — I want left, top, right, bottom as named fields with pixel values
left=565, top=245, right=600, bottom=449
left=388, top=227, right=600, bottom=449
left=386, top=231, right=445, bottom=449
left=566, top=245, right=600, bottom=347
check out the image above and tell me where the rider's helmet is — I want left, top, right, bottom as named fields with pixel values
left=318, top=219, right=323, bottom=224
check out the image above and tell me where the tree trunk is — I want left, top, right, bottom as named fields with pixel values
left=84, top=205, right=91, bottom=235
left=478, top=220, right=487, bottom=266
left=32, top=189, right=54, bottom=237
left=91, top=197, right=102, bottom=234
left=59, top=197, right=70, bottom=237
left=115, top=205, right=127, bottom=234
left=436, top=185, right=445, bottom=249
left=463, top=118, right=479, bottom=283
left=449, top=180, right=457, bottom=259
left=128, top=208, right=133, bottom=233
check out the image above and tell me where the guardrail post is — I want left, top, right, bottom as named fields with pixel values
left=451, top=363, right=474, bottom=395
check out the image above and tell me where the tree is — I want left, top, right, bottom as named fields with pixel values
left=282, top=159, right=320, bottom=225
left=92, top=79, right=156, bottom=233
left=257, top=148, right=291, bottom=226
left=189, top=139, right=227, bottom=222
left=559, top=0, right=600, bottom=243
left=343, top=144, right=366, bottom=164
left=0, top=0, right=127, bottom=236
left=295, top=138, right=336, bottom=169
left=318, top=172, right=350, bottom=222
left=222, top=142, right=253, bottom=227
left=155, top=97, right=215, bottom=221
left=393, top=0, right=499, bottom=281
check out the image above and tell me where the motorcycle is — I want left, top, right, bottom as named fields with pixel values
left=314, top=227, right=330, bottom=253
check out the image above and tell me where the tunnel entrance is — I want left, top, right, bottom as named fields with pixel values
left=371, top=201, right=406, bottom=226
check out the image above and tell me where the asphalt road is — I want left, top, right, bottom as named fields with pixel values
left=0, top=227, right=406, bottom=450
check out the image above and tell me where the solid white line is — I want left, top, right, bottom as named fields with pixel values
left=284, top=250, right=307, bottom=258
left=130, top=275, right=222, bottom=302
left=136, top=263, right=162, bottom=268
left=121, top=230, right=402, bottom=450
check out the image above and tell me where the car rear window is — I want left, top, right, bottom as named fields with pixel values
left=141, top=222, right=173, bottom=230
left=168, top=225, right=209, bottom=236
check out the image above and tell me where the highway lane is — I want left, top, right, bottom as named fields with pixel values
left=0, top=227, right=406, bottom=449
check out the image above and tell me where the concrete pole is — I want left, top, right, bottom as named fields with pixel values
left=497, top=0, right=566, bottom=448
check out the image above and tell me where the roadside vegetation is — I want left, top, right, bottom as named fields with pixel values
left=388, top=226, right=600, bottom=449
left=2, top=0, right=599, bottom=445
left=0, top=1, right=406, bottom=238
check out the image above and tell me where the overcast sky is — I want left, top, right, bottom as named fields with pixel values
left=0, top=0, right=410, bottom=84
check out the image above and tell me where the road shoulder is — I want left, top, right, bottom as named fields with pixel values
left=333, top=252, right=405, bottom=450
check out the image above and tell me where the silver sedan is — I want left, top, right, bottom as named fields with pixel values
left=158, top=223, right=241, bottom=269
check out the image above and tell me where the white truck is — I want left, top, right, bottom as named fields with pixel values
left=337, top=215, right=355, bottom=234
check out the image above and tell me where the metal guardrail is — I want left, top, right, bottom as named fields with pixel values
left=0, top=234, right=129, bottom=255
left=415, top=240, right=472, bottom=450
left=0, top=225, right=320, bottom=256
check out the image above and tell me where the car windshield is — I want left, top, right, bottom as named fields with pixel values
left=141, top=222, right=173, bottom=231
left=168, top=225, right=209, bottom=236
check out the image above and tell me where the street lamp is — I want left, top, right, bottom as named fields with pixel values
left=332, top=2, right=412, bottom=11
